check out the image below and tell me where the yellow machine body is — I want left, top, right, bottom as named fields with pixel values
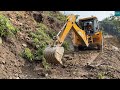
left=72, top=16, right=103, bottom=50
left=44, top=14, right=103, bottom=65
left=72, top=30, right=103, bottom=49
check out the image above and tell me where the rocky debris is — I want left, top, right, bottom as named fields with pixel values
left=34, top=65, right=43, bottom=71
left=22, top=43, right=27, bottom=47
left=16, top=77, right=20, bottom=79
left=1, top=64, right=5, bottom=69
left=64, top=55, right=73, bottom=60
left=32, top=12, right=43, bottom=23
left=85, top=64, right=96, bottom=70
left=0, top=60, right=6, bottom=64
left=64, top=55, right=69, bottom=58
left=38, top=72, right=48, bottom=77
left=112, top=45, right=119, bottom=51
left=47, top=16, right=55, bottom=24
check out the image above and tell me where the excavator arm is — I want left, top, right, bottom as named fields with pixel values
left=44, top=14, right=89, bottom=65
left=54, top=14, right=89, bottom=47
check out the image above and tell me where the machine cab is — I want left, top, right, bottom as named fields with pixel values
left=78, top=16, right=99, bottom=35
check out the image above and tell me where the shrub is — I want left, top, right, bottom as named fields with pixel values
left=0, top=14, right=17, bottom=37
left=42, top=57, right=50, bottom=70
left=62, top=41, right=70, bottom=50
left=34, top=46, right=45, bottom=60
left=97, top=72, right=105, bottom=79
left=22, top=48, right=34, bottom=61
left=28, top=23, right=52, bottom=61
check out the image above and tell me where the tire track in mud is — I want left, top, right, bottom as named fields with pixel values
left=48, top=49, right=102, bottom=79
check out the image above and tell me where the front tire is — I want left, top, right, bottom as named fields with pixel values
left=97, top=36, right=103, bottom=52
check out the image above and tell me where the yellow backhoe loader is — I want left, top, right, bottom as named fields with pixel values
left=44, top=14, right=103, bottom=65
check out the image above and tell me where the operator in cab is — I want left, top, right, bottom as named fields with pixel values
left=85, top=22, right=93, bottom=35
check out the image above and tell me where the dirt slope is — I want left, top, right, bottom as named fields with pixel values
left=0, top=11, right=65, bottom=79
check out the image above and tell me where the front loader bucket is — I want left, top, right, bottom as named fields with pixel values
left=44, top=46, right=64, bottom=65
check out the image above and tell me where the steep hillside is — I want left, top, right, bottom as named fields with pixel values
left=0, top=11, right=67, bottom=79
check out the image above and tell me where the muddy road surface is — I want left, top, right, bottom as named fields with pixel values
left=46, top=35, right=120, bottom=79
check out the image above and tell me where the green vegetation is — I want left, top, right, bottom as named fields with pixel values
left=101, top=28, right=108, bottom=35
left=29, top=23, right=52, bottom=48
left=42, top=57, right=50, bottom=70
left=97, top=72, right=105, bottom=79
left=0, top=14, right=17, bottom=38
left=62, top=41, right=70, bottom=50
left=20, top=11, right=67, bottom=68
left=20, top=22, right=53, bottom=66
left=34, top=45, right=46, bottom=60
left=22, top=23, right=52, bottom=68
left=48, top=30, right=57, bottom=39
left=44, top=11, right=67, bottom=22
left=24, top=22, right=52, bottom=62
left=100, top=15, right=120, bottom=37
left=22, top=48, right=34, bottom=62
left=55, top=13, right=67, bottom=22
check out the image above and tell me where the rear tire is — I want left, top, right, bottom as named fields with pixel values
left=78, top=46, right=86, bottom=50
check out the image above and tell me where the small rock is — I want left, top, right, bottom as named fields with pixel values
left=38, top=72, right=48, bottom=77
left=73, top=72, right=76, bottom=75
left=15, top=74, right=19, bottom=77
left=85, top=64, right=96, bottom=70
left=34, top=67, right=43, bottom=71
left=0, top=60, right=6, bottom=64
left=1, top=64, right=4, bottom=69
left=45, top=73, right=48, bottom=77
left=19, top=75, right=24, bottom=78
left=64, top=55, right=70, bottom=58
left=19, top=23, right=23, bottom=26
left=9, top=76, right=13, bottom=79
left=36, top=45, right=40, bottom=48
left=0, top=37, right=2, bottom=44
left=64, top=55, right=73, bottom=60
left=25, top=36, right=30, bottom=40
left=2, top=60, right=6, bottom=64
left=62, top=65, right=67, bottom=68
left=112, top=46, right=119, bottom=51
left=37, top=73, right=40, bottom=75
left=68, top=57, right=73, bottom=60
left=16, top=77, right=20, bottom=79
left=22, top=43, right=27, bottom=47
left=40, top=73, right=46, bottom=77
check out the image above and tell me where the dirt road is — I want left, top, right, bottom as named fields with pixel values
left=46, top=35, right=120, bottom=79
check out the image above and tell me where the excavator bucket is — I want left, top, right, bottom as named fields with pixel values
left=44, top=46, right=64, bottom=65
